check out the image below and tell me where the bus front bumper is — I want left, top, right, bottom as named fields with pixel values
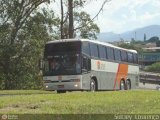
left=43, top=81, right=82, bottom=91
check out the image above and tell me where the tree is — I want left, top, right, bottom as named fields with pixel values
left=11, top=9, right=59, bottom=89
left=0, top=0, right=59, bottom=89
left=60, top=0, right=110, bottom=39
left=147, top=36, right=159, bottom=43
left=145, top=62, right=160, bottom=73
left=118, top=43, right=142, bottom=53
left=74, top=11, right=100, bottom=39
left=68, top=0, right=74, bottom=38
left=60, top=0, right=85, bottom=39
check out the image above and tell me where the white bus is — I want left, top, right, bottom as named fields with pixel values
left=42, top=39, right=139, bottom=93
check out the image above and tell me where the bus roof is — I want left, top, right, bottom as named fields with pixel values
left=46, top=39, right=137, bottom=53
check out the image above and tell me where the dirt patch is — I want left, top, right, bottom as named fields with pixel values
left=0, top=106, right=16, bottom=112
left=26, top=105, right=40, bottom=109
left=11, top=104, right=19, bottom=108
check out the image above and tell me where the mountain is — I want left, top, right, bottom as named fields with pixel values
left=97, top=25, right=160, bottom=42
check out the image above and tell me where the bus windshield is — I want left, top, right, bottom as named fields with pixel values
left=43, top=53, right=81, bottom=76
left=43, top=41, right=81, bottom=76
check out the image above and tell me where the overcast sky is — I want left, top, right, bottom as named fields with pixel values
left=46, top=0, right=160, bottom=34
left=83, top=0, right=160, bottom=33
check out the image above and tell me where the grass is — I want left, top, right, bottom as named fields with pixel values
left=0, top=90, right=160, bottom=114
left=0, top=90, right=52, bottom=95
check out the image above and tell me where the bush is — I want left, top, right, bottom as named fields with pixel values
left=145, top=62, right=160, bottom=73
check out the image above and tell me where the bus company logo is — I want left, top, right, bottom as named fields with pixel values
left=58, top=76, right=62, bottom=80
left=97, top=61, right=100, bottom=70
left=1, top=114, right=7, bottom=120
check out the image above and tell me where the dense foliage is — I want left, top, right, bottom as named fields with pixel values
left=145, top=62, right=160, bottom=73
left=118, top=43, right=143, bottom=53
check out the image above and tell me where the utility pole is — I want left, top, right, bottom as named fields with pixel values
left=135, top=31, right=137, bottom=41
left=144, top=33, right=146, bottom=42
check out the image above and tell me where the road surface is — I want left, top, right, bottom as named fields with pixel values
left=139, top=82, right=160, bottom=90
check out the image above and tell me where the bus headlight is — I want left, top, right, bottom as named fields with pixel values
left=74, top=84, right=78, bottom=87
left=46, top=85, right=48, bottom=88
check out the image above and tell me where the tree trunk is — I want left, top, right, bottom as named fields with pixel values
left=60, top=0, right=64, bottom=39
left=68, top=0, right=74, bottom=38
left=4, top=56, right=11, bottom=90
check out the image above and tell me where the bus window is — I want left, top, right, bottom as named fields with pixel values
left=44, top=42, right=81, bottom=57
left=82, top=42, right=90, bottom=56
left=107, top=47, right=114, bottom=60
left=114, top=49, right=121, bottom=61
left=121, top=50, right=127, bottom=62
left=133, top=54, right=138, bottom=64
left=90, top=43, right=99, bottom=58
left=82, top=56, right=91, bottom=72
left=99, top=45, right=107, bottom=60
left=127, top=52, right=133, bottom=63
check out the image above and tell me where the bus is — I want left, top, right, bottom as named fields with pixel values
left=42, top=39, right=139, bottom=93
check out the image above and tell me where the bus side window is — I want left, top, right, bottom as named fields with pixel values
left=133, top=54, right=138, bottom=64
left=82, top=42, right=90, bottom=56
left=127, top=52, right=133, bottom=63
left=121, top=50, right=127, bottom=62
left=114, top=49, right=121, bottom=61
left=90, top=43, right=99, bottom=59
left=107, top=47, right=114, bottom=60
left=82, top=56, right=91, bottom=72
left=99, top=45, right=107, bottom=60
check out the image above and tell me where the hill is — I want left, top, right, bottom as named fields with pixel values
left=98, top=25, right=160, bottom=42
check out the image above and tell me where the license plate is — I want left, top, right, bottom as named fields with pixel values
left=58, top=85, right=64, bottom=88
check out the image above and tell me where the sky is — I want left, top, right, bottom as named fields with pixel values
left=45, top=0, right=160, bottom=34
left=83, top=0, right=160, bottom=33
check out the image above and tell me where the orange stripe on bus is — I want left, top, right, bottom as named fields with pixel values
left=113, top=64, right=120, bottom=90
left=113, top=64, right=128, bottom=90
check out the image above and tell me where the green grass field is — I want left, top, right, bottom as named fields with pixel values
left=0, top=90, right=160, bottom=114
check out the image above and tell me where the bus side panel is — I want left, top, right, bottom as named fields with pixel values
left=81, top=73, right=92, bottom=90
left=90, top=59, right=139, bottom=90
left=98, top=71, right=112, bottom=90
left=90, top=59, right=119, bottom=90
left=128, top=65, right=139, bottom=89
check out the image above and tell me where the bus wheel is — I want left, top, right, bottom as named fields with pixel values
left=126, top=80, right=131, bottom=90
left=120, top=80, right=125, bottom=90
left=57, top=90, right=66, bottom=93
left=90, top=79, right=96, bottom=92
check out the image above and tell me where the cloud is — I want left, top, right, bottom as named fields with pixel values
left=151, top=0, right=160, bottom=7
left=90, top=0, right=160, bottom=33
left=42, top=0, right=160, bottom=33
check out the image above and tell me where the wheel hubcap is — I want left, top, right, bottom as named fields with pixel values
left=91, top=81, right=95, bottom=91
left=121, top=81, right=125, bottom=90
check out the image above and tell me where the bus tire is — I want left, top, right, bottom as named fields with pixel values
left=126, top=80, right=131, bottom=90
left=90, top=79, right=97, bottom=92
left=57, top=90, right=66, bottom=93
left=120, top=80, right=125, bottom=90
